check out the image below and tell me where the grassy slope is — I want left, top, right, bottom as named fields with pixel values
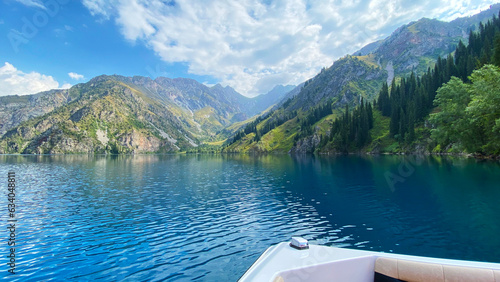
left=222, top=105, right=437, bottom=155
left=363, top=109, right=435, bottom=154
left=366, top=110, right=393, bottom=153
left=355, top=54, right=380, bottom=68
left=258, top=118, right=299, bottom=152
left=225, top=110, right=339, bottom=153
left=211, top=104, right=277, bottom=146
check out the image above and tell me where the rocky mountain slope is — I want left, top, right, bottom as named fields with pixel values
left=1, top=77, right=186, bottom=153
left=0, top=75, right=293, bottom=154
left=0, top=89, right=74, bottom=136
left=286, top=56, right=386, bottom=112
left=251, top=85, right=295, bottom=112
left=360, top=4, right=500, bottom=76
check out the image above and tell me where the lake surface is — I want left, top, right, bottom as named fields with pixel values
left=1, top=154, right=500, bottom=281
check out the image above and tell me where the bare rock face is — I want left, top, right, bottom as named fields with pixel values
left=16, top=128, right=94, bottom=154
left=289, top=134, right=321, bottom=154
left=96, top=129, right=109, bottom=146
left=118, top=130, right=163, bottom=153
left=373, top=18, right=461, bottom=75
left=45, top=135, right=95, bottom=154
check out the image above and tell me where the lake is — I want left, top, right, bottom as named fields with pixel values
left=1, top=154, right=500, bottom=281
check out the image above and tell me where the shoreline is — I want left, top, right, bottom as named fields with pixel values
left=1, top=151, right=499, bottom=160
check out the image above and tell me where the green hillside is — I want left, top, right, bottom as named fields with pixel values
left=225, top=11, right=500, bottom=157
left=0, top=78, right=195, bottom=154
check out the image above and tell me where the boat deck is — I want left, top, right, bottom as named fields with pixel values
left=239, top=242, right=500, bottom=281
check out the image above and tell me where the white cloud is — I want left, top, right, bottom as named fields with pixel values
left=68, top=72, right=84, bottom=80
left=82, top=0, right=116, bottom=19
left=82, top=0, right=494, bottom=96
left=15, top=0, right=46, bottom=9
left=61, top=83, right=72, bottom=89
left=437, top=0, right=493, bottom=21
left=203, top=82, right=216, bottom=88
left=0, top=62, right=61, bottom=96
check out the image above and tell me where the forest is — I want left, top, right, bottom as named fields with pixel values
left=374, top=14, right=500, bottom=155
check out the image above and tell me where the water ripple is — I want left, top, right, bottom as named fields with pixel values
left=1, top=155, right=500, bottom=280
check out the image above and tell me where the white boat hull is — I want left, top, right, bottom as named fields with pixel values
left=239, top=242, right=500, bottom=281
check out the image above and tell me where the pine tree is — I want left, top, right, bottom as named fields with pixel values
left=407, top=105, right=416, bottom=143
left=378, top=82, right=391, bottom=116
left=367, top=102, right=374, bottom=129
left=493, top=34, right=500, bottom=67
left=390, top=102, right=399, bottom=137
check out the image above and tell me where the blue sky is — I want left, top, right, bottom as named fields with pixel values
left=0, top=0, right=495, bottom=97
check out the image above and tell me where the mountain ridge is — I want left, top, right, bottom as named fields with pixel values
left=224, top=5, right=500, bottom=154
left=0, top=74, right=295, bottom=153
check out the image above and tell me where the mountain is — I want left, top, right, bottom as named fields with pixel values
left=207, top=84, right=294, bottom=117
left=283, top=8, right=500, bottom=114
left=285, top=56, right=386, bottom=112
left=225, top=5, right=500, bottom=154
left=206, top=84, right=297, bottom=143
left=358, top=4, right=500, bottom=60
left=114, top=76, right=252, bottom=138
left=363, top=5, right=500, bottom=77
left=0, top=89, right=75, bottom=136
left=253, top=85, right=296, bottom=111
left=0, top=75, right=293, bottom=154
left=1, top=76, right=187, bottom=154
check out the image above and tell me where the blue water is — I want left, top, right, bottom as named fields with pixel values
left=1, top=154, right=500, bottom=281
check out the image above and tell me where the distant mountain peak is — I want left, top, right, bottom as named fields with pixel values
left=352, top=5, right=500, bottom=78
left=263, top=84, right=296, bottom=97
left=269, top=84, right=295, bottom=91
left=211, top=83, right=236, bottom=91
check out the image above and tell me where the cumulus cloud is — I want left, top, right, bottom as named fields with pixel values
left=68, top=72, right=84, bottom=80
left=82, top=0, right=492, bottom=96
left=0, top=62, right=61, bottom=96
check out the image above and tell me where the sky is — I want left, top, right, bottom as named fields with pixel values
left=0, top=0, right=496, bottom=97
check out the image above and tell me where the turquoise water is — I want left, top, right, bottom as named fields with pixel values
left=1, top=154, right=500, bottom=281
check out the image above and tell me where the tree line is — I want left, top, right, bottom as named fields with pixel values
left=328, top=99, right=374, bottom=152
left=377, top=12, right=500, bottom=145
left=228, top=109, right=298, bottom=144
